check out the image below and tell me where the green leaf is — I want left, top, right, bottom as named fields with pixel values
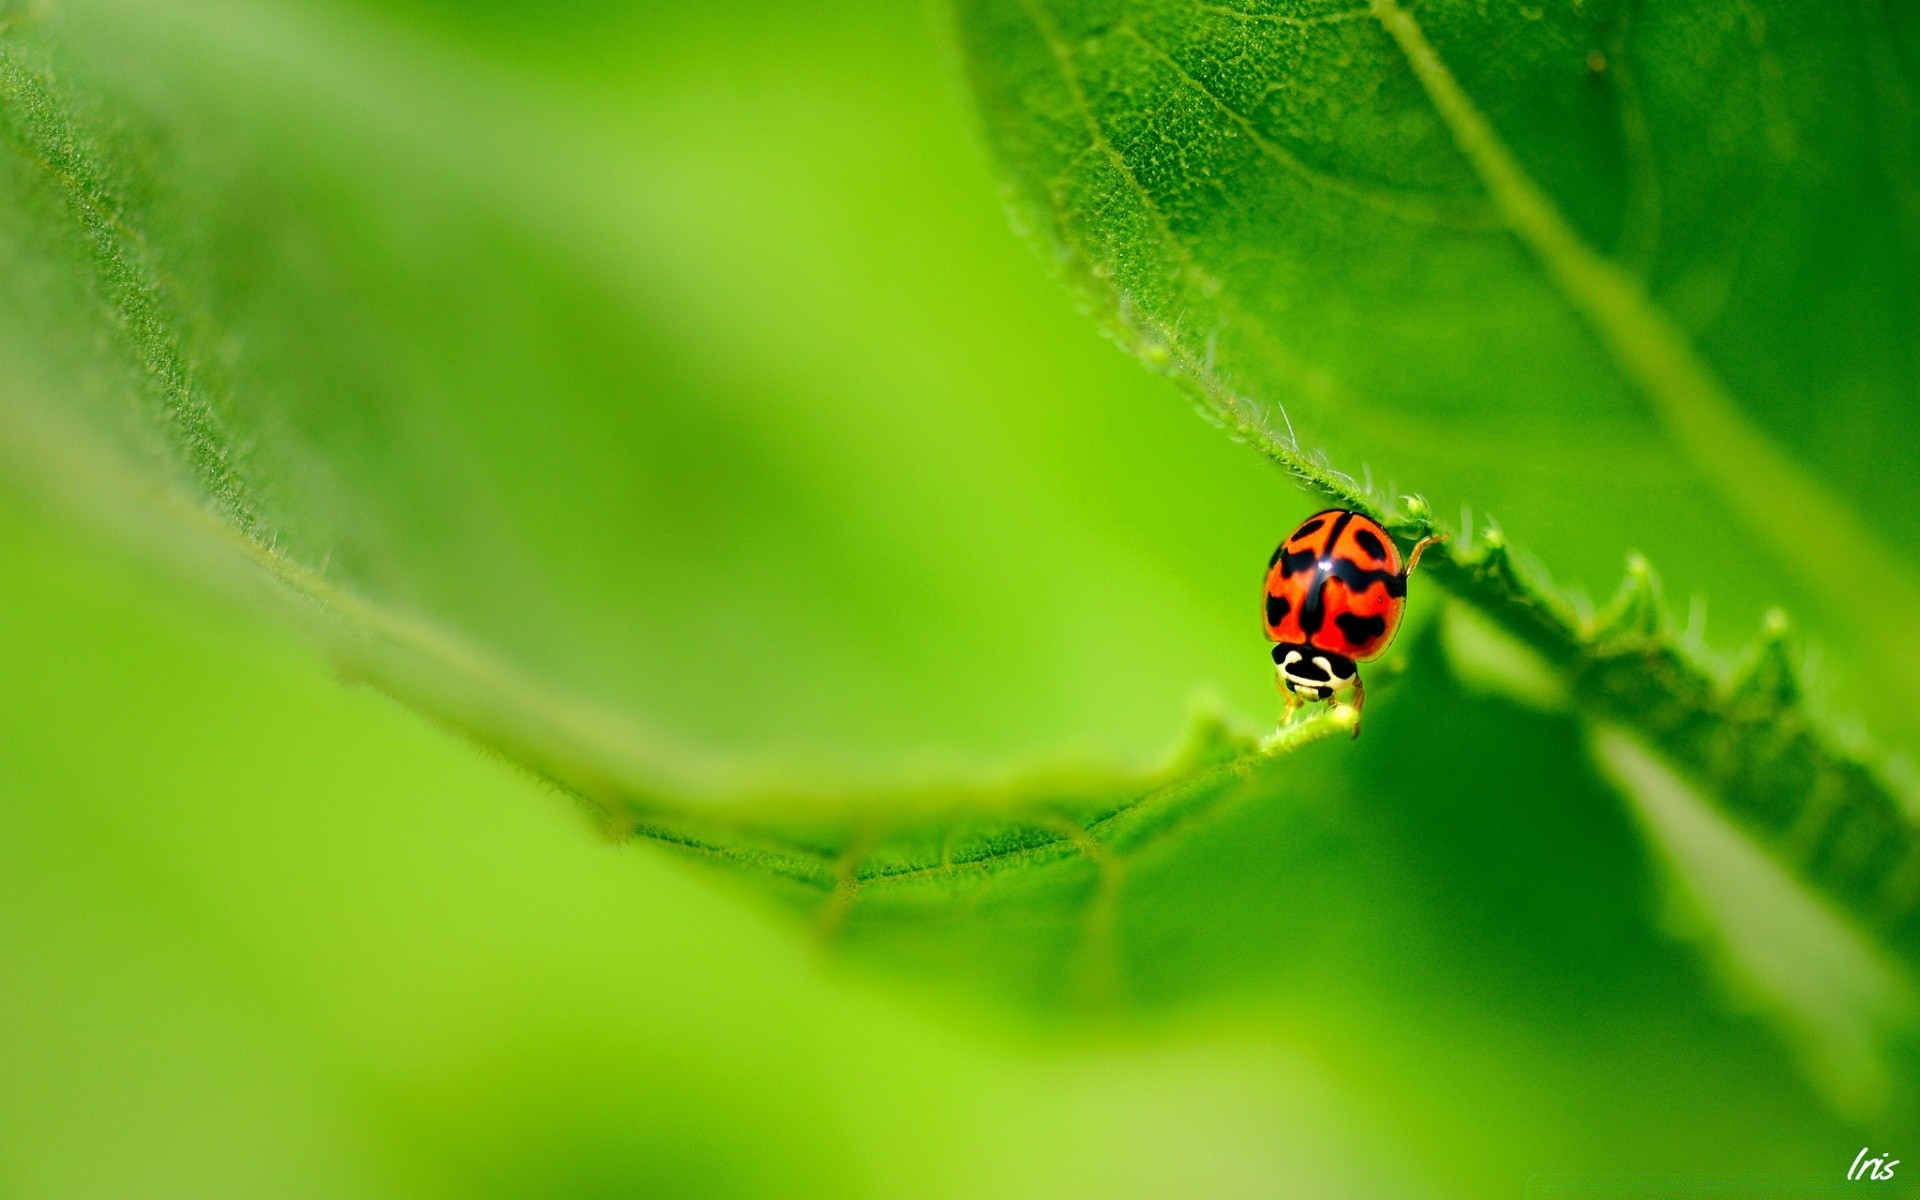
left=0, top=0, right=1302, bottom=774
left=2, top=486, right=1424, bottom=1199
left=951, top=0, right=1920, bottom=978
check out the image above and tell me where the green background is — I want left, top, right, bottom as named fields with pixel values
left=1, top=0, right=1913, bottom=1195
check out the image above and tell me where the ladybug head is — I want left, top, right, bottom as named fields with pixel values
left=1271, top=643, right=1357, bottom=701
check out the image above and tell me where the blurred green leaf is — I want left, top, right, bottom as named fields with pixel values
left=0, top=0, right=1306, bottom=775
left=0, top=479, right=1896, bottom=1195
left=3, top=482, right=1435, bottom=1200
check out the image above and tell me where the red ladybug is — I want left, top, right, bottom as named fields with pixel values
left=1262, top=508, right=1442, bottom=737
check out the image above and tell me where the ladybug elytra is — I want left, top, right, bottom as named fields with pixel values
left=1262, top=508, right=1442, bottom=738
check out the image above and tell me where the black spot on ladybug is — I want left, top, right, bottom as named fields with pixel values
left=1265, top=593, right=1291, bottom=627
left=1335, top=612, right=1387, bottom=646
left=1292, top=516, right=1326, bottom=541
left=1324, top=510, right=1358, bottom=549
left=1278, top=548, right=1317, bottom=579
left=1331, top=556, right=1406, bottom=598
left=1299, top=583, right=1326, bottom=635
left=1323, top=653, right=1356, bottom=679
left=1354, top=528, right=1386, bottom=561
left=1314, top=686, right=1332, bottom=700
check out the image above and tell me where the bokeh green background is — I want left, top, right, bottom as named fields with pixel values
left=1, top=0, right=1914, bottom=1195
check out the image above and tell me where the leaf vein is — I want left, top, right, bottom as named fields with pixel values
left=1116, top=11, right=1497, bottom=229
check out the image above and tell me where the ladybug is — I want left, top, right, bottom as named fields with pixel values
left=1262, top=508, right=1442, bottom=738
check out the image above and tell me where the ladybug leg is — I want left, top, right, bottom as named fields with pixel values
left=1404, top=533, right=1448, bottom=577
left=1347, top=675, right=1365, bottom=740
left=1278, top=689, right=1301, bottom=729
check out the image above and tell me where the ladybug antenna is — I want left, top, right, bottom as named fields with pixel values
left=1404, top=533, right=1447, bottom=577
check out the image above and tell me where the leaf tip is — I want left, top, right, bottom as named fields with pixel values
left=1731, top=607, right=1802, bottom=711
left=1595, top=552, right=1665, bottom=641
left=1761, top=606, right=1791, bottom=640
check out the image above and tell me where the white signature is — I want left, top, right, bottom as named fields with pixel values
left=1850, top=1147, right=1900, bottom=1182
